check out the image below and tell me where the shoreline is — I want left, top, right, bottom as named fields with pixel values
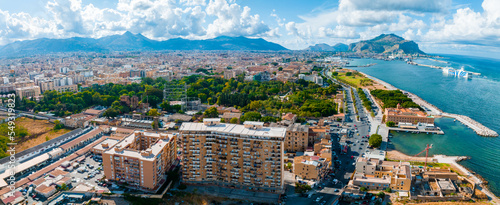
left=359, top=71, right=498, bottom=137
left=355, top=70, right=500, bottom=201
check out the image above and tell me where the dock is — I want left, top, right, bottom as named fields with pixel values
left=388, top=127, right=444, bottom=135
left=407, top=61, right=481, bottom=76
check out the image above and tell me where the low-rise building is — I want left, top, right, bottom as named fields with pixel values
left=385, top=104, right=434, bottom=125
left=293, top=155, right=329, bottom=181
left=352, top=158, right=411, bottom=191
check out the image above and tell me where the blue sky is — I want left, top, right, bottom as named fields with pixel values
left=0, top=0, right=499, bottom=58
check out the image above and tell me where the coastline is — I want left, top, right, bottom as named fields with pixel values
left=360, top=71, right=498, bottom=137
left=357, top=70, right=500, bottom=202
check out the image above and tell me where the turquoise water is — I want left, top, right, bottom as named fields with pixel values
left=349, top=55, right=500, bottom=197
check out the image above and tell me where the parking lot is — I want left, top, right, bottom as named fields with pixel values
left=68, top=155, right=109, bottom=192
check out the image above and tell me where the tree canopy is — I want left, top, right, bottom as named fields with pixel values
left=369, top=134, right=383, bottom=148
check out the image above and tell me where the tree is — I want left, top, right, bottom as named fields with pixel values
left=369, top=134, right=383, bottom=148
left=220, top=118, right=225, bottom=123
left=148, top=109, right=160, bottom=116
left=230, top=117, right=239, bottom=124
left=377, top=191, right=386, bottom=198
left=278, top=67, right=283, bottom=71
left=386, top=121, right=396, bottom=127
left=384, top=188, right=392, bottom=193
left=53, top=120, right=65, bottom=130
left=240, top=111, right=261, bottom=122
left=285, top=162, right=292, bottom=170
left=204, top=107, right=219, bottom=118
left=345, top=72, right=352, bottom=76
left=58, top=183, right=69, bottom=191
left=295, top=183, right=312, bottom=194
left=360, top=187, right=368, bottom=192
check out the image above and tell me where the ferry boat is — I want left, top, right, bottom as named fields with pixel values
left=443, top=67, right=472, bottom=78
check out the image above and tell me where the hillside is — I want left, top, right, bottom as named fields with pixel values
left=348, top=34, right=425, bottom=54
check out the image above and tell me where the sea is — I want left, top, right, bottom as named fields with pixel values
left=349, top=54, right=500, bottom=197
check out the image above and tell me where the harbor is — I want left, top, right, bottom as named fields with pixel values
left=361, top=71, right=498, bottom=137
left=407, top=60, right=482, bottom=76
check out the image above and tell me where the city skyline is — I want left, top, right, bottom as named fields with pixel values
left=0, top=0, right=499, bottom=58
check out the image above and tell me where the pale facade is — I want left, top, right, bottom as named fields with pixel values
left=179, top=119, right=286, bottom=193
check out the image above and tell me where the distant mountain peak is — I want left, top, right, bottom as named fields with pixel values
left=304, top=43, right=348, bottom=52
left=349, top=33, right=424, bottom=54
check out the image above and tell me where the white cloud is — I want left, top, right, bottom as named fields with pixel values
left=0, top=0, right=271, bottom=45
left=422, top=0, right=500, bottom=46
left=338, top=0, right=451, bottom=13
left=205, top=0, right=269, bottom=38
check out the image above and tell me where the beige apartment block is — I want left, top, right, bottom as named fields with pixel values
left=293, top=155, right=330, bottom=181
left=102, top=131, right=177, bottom=191
left=15, top=86, right=41, bottom=99
left=179, top=119, right=286, bottom=193
left=285, top=123, right=309, bottom=152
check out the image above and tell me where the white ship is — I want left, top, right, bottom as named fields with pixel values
left=443, top=67, right=471, bottom=78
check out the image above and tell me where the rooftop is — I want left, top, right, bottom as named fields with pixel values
left=103, top=131, right=175, bottom=160
left=180, top=122, right=286, bottom=138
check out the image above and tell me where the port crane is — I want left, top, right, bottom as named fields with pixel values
left=413, top=144, right=433, bottom=170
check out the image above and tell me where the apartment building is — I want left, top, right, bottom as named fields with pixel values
left=179, top=119, right=286, bottom=193
left=353, top=158, right=412, bottom=191
left=285, top=123, right=309, bottom=153
left=15, top=86, right=41, bottom=99
left=385, top=104, right=434, bottom=125
left=102, top=131, right=177, bottom=190
left=293, top=155, right=329, bottom=181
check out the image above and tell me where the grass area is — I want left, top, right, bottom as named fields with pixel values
left=11, top=117, right=71, bottom=152
left=332, top=70, right=373, bottom=88
left=408, top=161, right=451, bottom=169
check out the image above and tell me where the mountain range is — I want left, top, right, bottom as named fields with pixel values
left=0, top=32, right=288, bottom=58
left=304, top=43, right=349, bottom=52
left=0, top=32, right=425, bottom=57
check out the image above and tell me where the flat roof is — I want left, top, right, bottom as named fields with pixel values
left=103, top=131, right=174, bottom=160
left=180, top=122, right=286, bottom=138
left=92, top=138, right=120, bottom=151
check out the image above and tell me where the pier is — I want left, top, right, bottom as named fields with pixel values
left=404, top=90, right=499, bottom=137
left=442, top=113, right=499, bottom=137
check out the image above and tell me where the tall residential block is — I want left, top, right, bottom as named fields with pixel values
left=179, top=119, right=286, bottom=193
left=102, top=131, right=177, bottom=190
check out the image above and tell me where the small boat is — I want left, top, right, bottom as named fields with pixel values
left=426, top=132, right=429, bottom=134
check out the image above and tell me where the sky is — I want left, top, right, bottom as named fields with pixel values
left=0, top=0, right=499, bottom=58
